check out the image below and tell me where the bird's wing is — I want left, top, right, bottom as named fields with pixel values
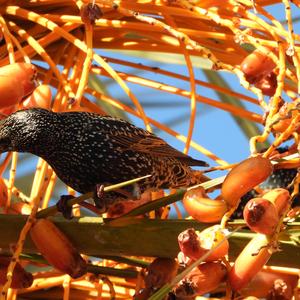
left=111, top=132, right=208, bottom=167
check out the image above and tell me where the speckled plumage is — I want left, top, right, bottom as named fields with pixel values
left=0, top=108, right=208, bottom=208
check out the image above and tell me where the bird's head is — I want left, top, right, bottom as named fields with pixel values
left=0, top=108, right=53, bottom=154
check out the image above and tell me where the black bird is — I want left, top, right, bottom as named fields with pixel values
left=0, top=108, right=208, bottom=211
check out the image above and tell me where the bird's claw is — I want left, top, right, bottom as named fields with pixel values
left=96, top=184, right=105, bottom=199
left=56, top=195, right=74, bottom=219
left=93, top=183, right=143, bottom=212
left=93, top=184, right=107, bottom=211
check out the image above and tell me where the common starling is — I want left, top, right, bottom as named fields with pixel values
left=0, top=108, right=208, bottom=210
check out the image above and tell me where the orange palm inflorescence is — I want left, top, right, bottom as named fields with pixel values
left=0, top=0, right=299, bottom=299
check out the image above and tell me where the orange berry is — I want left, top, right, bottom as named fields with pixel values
left=0, top=63, right=37, bottom=108
left=241, top=47, right=276, bottom=84
left=262, top=188, right=290, bottom=217
left=198, top=225, right=229, bottom=261
left=174, top=262, right=227, bottom=297
left=178, top=226, right=229, bottom=262
left=144, top=258, right=178, bottom=289
left=243, top=198, right=279, bottom=235
left=30, top=218, right=87, bottom=278
left=229, top=234, right=272, bottom=291
left=240, top=269, right=298, bottom=298
left=183, top=187, right=228, bottom=223
left=178, top=228, right=207, bottom=261
left=222, top=156, right=273, bottom=207
left=21, top=84, right=52, bottom=109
